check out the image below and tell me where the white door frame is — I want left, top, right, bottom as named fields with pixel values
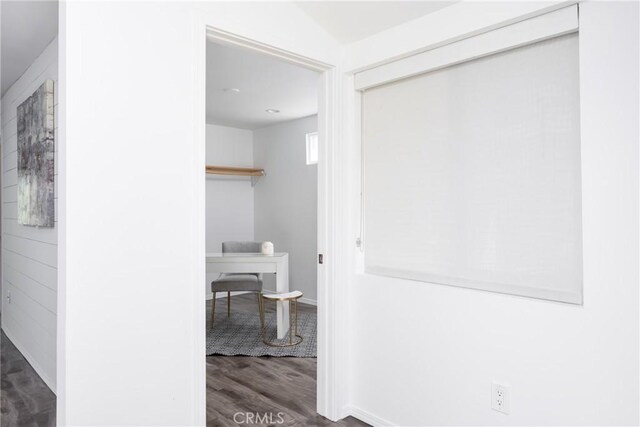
left=197, top=25, right=347, bottom=422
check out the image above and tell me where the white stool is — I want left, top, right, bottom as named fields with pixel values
left=259, top=291, right=304, bottom=347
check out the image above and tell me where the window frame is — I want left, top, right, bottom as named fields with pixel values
left=306, top=131, right=319, bottom=165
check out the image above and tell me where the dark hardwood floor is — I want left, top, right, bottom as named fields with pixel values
left=206, top=294, right=368, bottom=427
left=0, top=330, right=56, bottom=427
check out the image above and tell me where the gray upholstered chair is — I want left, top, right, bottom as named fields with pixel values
left=210, top=241, right=264, bottom=328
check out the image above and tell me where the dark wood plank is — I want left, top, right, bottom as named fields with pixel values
left=1, top=331, right=56, bottom=427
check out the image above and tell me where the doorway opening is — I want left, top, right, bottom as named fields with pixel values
left=203, top=35, right=356, bottom=425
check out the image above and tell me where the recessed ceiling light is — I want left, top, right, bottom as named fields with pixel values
left=265, top=109, right=280, bottom=114
left=223, top=88, right=240, bottom=93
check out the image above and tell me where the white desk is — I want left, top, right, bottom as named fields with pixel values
left=206, top=252, right=289, bottom=338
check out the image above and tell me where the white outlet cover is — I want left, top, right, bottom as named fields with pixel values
left=492, top=382, right=510, bottom=414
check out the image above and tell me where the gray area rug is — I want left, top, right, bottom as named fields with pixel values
left=206, top=312, right=317, bottom=358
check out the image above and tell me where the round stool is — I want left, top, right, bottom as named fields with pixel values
left=259, top=291, right=304, bottom=347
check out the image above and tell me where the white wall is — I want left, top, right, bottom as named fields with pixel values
left=344, top=2, right=639, bottom=426
left=206, top=124, right=254, bottom=297
left=254, top=116, right=318, bottom=302
left=59, top=2, right=340, bottom=425
left=60, top=3, right=204, bottom=425
left=1, top=38, right=58, bottom=392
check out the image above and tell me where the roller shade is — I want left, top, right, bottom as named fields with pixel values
left=362, top=32, right=582, bottom=304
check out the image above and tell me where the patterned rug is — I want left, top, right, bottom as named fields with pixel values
left=206, top=311, right=317, bottom=358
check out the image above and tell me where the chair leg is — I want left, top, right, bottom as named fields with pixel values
left=211, top=292, right=216, bottom=327
left=227, top=291, right=231, bottom=316
left=289, top=301, right=293, bottom=345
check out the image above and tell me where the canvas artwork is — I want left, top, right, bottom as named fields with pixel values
left=17, top=80, right=55, bottom=227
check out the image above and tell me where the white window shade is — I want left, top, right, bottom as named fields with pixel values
left=362, top=33, right=583, bottom=304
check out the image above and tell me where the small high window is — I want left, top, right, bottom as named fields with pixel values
left=306, top=132, right=318, bottom=165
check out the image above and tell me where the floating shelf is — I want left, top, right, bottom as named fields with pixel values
left=205, top=165, right=265, bottom=186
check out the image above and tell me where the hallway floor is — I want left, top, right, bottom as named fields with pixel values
left=0, top=331, right=56, bottom=427
left=206, top=293, right=368, bottom=427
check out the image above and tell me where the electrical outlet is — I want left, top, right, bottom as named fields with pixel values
left=492, top=382, right=510, bottom=414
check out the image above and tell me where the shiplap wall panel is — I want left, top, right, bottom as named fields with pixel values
left=1, top=38, right=58, bottom=392
left=5, top=280, right=56, bottom=336
left=2, top=235, right=57, bottom=268
left=2, top=136, right=16, bottom=158
left=2, top=249, right=57, bottom=291
left=2, top=151, right=17, bottom=173
left=2, top=202, right=16, bottom=219
left=4, top=266, right=56, bottom=313
left=3, top=169, right=17, bottom=187
left=3, top=219, right=57, bottom=244
left=2, top=186, right=16, bottom=203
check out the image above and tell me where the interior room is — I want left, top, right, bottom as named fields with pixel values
left=1, top=1, right=638, bottom=426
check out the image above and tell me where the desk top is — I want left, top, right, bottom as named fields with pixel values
left=206, top=252, right=288, bottom=262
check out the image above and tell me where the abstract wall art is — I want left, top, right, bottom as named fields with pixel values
left=17, top=80, right=55, bottom=227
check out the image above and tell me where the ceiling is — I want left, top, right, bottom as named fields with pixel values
left=1, top=1, right=58, bottom=97
left=207, top=42, right=320, bottom=129
left=295, top=1, right=456, bottom=44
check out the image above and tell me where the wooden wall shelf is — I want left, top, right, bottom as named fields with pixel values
left=205, top=165, right=265, bottom=176
left=205, top=165, right=265, bottom=185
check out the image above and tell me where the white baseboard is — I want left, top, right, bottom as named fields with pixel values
left=1, top=326, right=56, bottom=395
left=299, top=297, right=317, bottom=306
left=344, top=405, right=396, bottom=427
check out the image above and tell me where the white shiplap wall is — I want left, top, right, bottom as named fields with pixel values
left=1, top=38, right=58, bottom=392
